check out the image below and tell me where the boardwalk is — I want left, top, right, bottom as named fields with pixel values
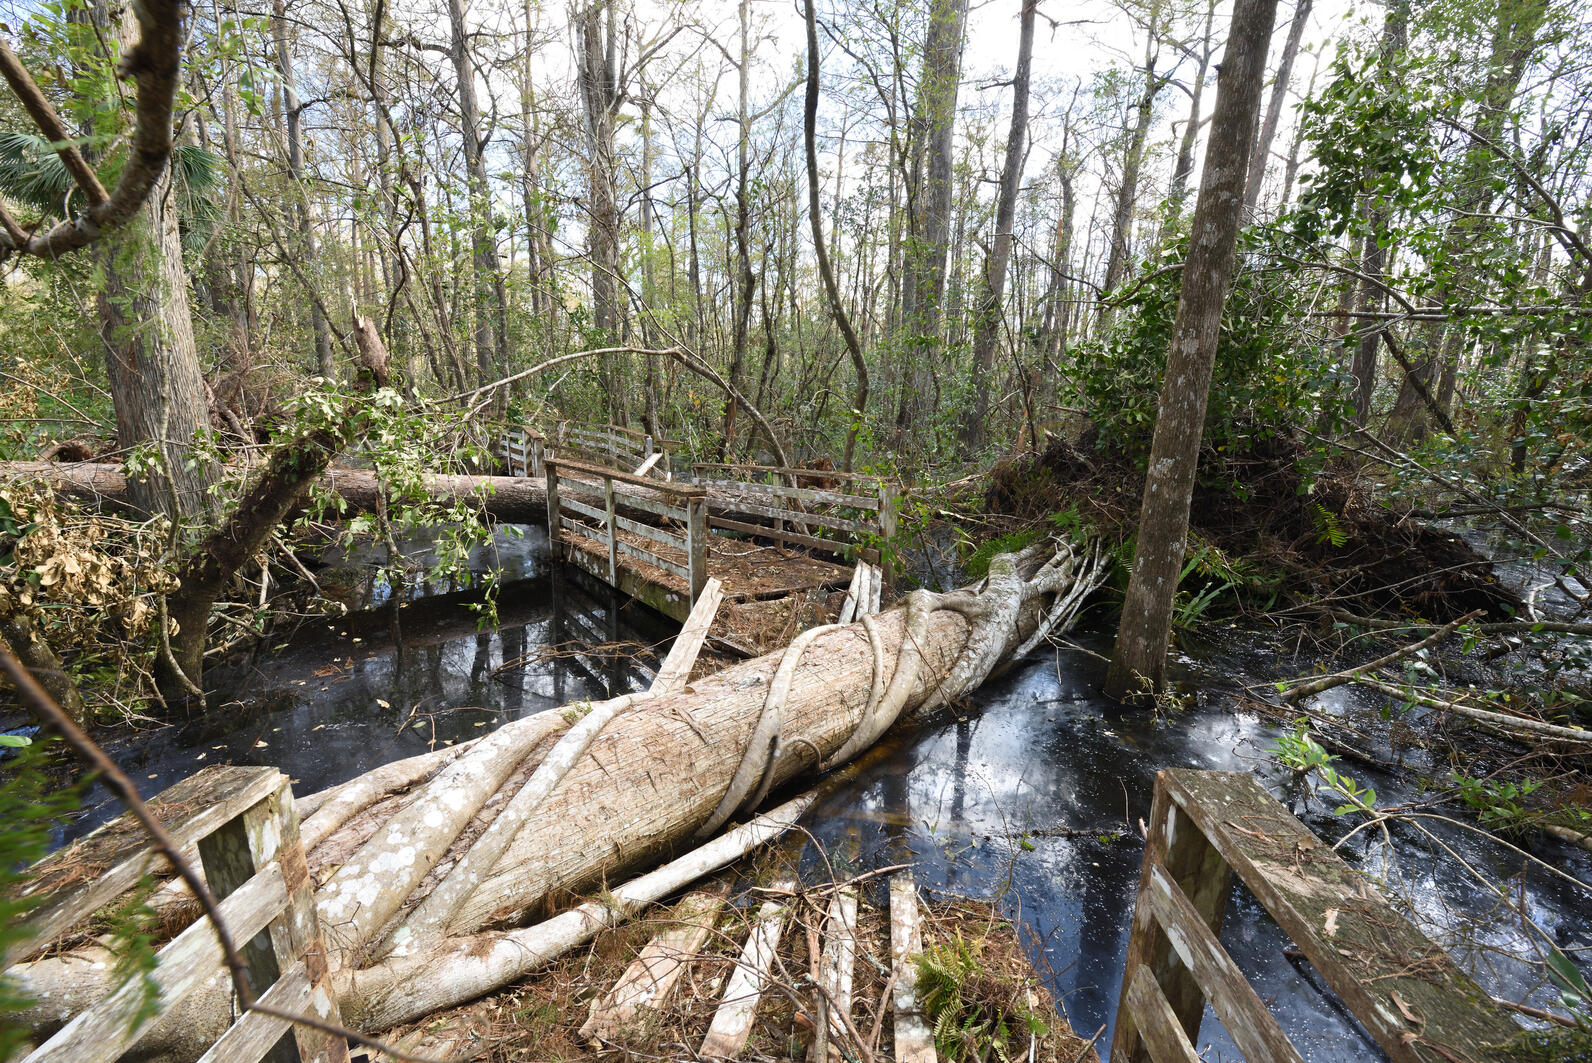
left=543, top=452, right=891, bottom=622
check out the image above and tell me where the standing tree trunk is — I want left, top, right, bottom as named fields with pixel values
left=804, top=0, right=869, bottom=471
left=965, top=0, right=1037, bottom=453
left=271, top=0, right=334, bottom=379
left=447, top=0, right=510, bottom=406
left=1242, top=0, right=1312, bottom=215
left=576, top=0, right=624, bottom=422
left=1101, top=16, right=1169, bottom=299
left=724, top=0, right=756, bottom=458
left=1348, top=0, right=1410, bottom=426
left=1170, top=0, right=1218, bottom=204
left=896, top=0, right=970, bottom=436
left=1105, top=0, right=1279, bottom=699
left=98, top=168, right=217, bottom=521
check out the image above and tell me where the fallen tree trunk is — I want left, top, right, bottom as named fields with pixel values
left=1, top=461, right=552, bottom=526
left=10, top=540, right=1106, bottom=1057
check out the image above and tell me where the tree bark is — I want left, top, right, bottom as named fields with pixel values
left=805, top=0, right=869, bottom=471
left=1242, top=0, right=1312, bottom=215
left=271, top=0, right=335, bottom=380
left=897, top=0, right=969, bottom=434
left=13, top=543, right=1105, bottom=1052
left=97, top=163, right=217, bottom=521
left=1105, top=0, right=1279, bottom=699
left=965, top=0, right=1037, bottom=453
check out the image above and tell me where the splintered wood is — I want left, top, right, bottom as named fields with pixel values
left=580, top=888, right=728, bottom=1044
left=890, top=873, right=938, bottom=1063
left=811, top=887, right=859, bottom=1063
left=699, top=884, right=795, bottom=1060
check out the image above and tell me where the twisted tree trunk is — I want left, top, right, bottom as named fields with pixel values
left=11, top=541, right=1105, bottom=1057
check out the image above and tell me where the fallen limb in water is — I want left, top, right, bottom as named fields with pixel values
left=10, top=539, right=1106, bottom=1057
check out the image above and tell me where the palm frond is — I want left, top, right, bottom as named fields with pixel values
left=0, top=131, right=75, bottom=214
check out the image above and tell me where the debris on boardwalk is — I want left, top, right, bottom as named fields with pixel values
left=371, top=867, right=1102, bottom=1063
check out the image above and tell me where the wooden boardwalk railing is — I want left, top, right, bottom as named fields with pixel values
left=495, top=426, right=544, bottom=478
left=13, top=766, right=348, bottom=1063
left=1113, top=769, right=1523, bottom=1063
left=546, top=456, right=709, bottom=619
left=688, top=462, right=898, bottom=573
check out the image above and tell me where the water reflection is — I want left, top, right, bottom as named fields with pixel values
left=75, top=525, right=673, bottom=839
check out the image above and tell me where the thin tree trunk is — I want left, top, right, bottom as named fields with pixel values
left=1170, top=0, right=1218, bottom=204
left=1105, top=0, right=1279, bottom=699
left=966, top=0, right=1037, bottom=452
left=272, top=0, right=334, bottom=378
left=1243, top=0, right=1312, bottom=214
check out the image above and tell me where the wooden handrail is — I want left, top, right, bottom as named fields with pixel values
left=547, top=455, right=704, bottom=496
left=1113, top=769, right=1524, bottom=1063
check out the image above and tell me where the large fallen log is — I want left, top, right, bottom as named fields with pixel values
left=9, top=540, right=1106, bottom=1058
left=1, top=461, right=551, bottom=525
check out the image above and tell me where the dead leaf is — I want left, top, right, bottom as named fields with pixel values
left=1324, top=908, right=1340, bottom=937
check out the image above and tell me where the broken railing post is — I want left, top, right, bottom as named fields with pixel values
left=604, top=475, right=619, bottom=585
left=1112, top=769, right=1525, bottom=1063
left=688, top=493, right=709, bottom=602
left=877, top=481, right=898, bottom=587
left=544, top=463, right=561, bottom=552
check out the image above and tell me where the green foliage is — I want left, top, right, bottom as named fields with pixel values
left=107, top=881, right=163, bottom=1035
left=1267, top=724, right=1377, bottom=815
left=1451, top=773, right=1541, bottom=834
left=1311, top=504, right=1349, bottom=549
left=915, top=931, right=1047, bottom=1063
left=962, top=528, right=1041, bottom=580
left=0, top=742, right=82, bottom=1059
left=1076, top=224, right=1338, bottom=473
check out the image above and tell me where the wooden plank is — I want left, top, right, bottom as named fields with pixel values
left=706, top=516, right=882, bottom=568
left=690, top=462, right=886, bottom=485
left=10, top=766, right=284, bottom=966
left=1123, top=967, right=1203, bottom=1063
left=1138, top=861, right=1302, bottom=1063
left=559, top=476, right=690, bottom=522
left=23, top=866, right=288, bottom=1063
left=612, top=510, right=688, bottom=555
left=812, top=888, right=858, bottom=1063
left=1158, top=770, right=1523, bottom=1063
left=703, top=480, right=882, bottom=511
left=711, top=497, right=874, bottom=536
left=687, top=497, right=709, bottom=602
left=1111, top=775, right=1233, bottom=1063
left=193, top=960, right=314, bottom=1063
left=699, top=886, right=793, bottom=1060
left=889, top=874, right=937, bottom=1063
left=579, top=889, right=728, bottom=1044
left=838, top=562, right=868, bottom=625
left=605, top=478, right=619, bottom=584
left=549, top=455, right=705, bottom=496
left=651, top=577, right=724, bottom=695
left=866, top=564, right=882, bottom=616
left=616, top=537, right=690, bottom=581
left=544, top=463, right=561, bottom=548
left=633, top=452, right=663, bottom=478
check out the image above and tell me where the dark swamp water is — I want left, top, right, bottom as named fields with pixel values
left=67, top=526, right=1592, bottom=1061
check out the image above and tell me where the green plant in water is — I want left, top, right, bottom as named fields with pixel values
left=916, top=931, right=1047, bottom=1063
left=1451, top=774, right=1542, bottom=835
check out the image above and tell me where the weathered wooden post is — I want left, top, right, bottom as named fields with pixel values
left=529, top=431, right=544, bottom=478
left=545, top=462, right=561, bottom=557
left=877, top=481, right=898, bottom=587
left=604, top=474, right=619, bottom=585
left=1111, top=770, right=1235, bottom=1063
left=197, top=775, right=349, bottom=1063
left=687, top=491, right=709, bottom=603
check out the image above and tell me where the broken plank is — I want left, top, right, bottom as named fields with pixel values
left=838, top=562, right=869, bottom=625
left=580, top=888, right=728, bottom=1044
left=811, top=887, right=859, bottom=1063
left=699, top=883, right=794, bottom=1060
left=651, top=577, right=724, bottom=695
left=890, top=873, right=937, bottom=1063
